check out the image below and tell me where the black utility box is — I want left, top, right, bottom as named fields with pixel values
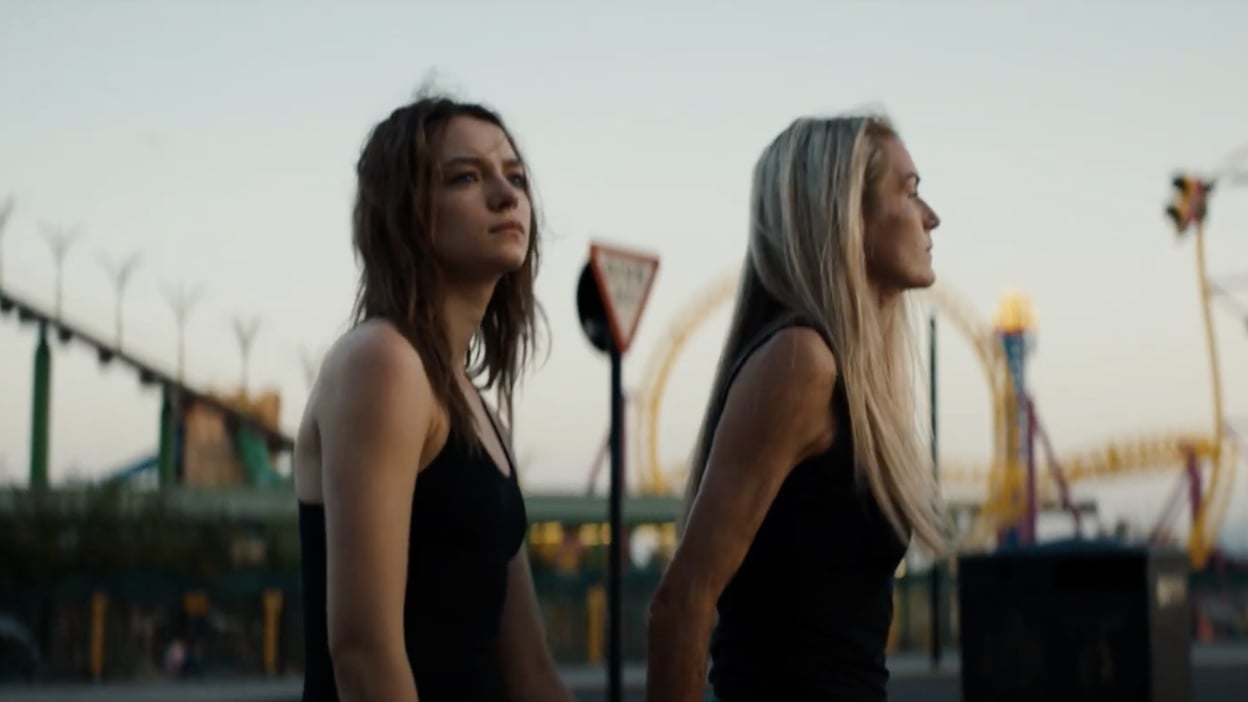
left=957, top=541, right=1191, bottom=702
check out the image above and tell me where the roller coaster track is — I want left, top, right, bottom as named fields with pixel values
left=0, top=282, right=293, bottom=452
left=939, top=432, right=1217, bottom=488
left=631, top=271, right=738, bottom=497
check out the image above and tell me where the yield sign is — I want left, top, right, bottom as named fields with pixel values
left=589, top=242, right=660, bottom=354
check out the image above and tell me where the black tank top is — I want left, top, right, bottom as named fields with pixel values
left=298, top=405, right=527, bottom=702
left=706, top=316, right=910, bottom=702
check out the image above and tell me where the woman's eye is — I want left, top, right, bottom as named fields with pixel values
left=509, top=173, right=528, bottom=187
left=449, top=172, right=477, bottom=185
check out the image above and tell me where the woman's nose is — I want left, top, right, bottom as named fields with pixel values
left=488, top=175, right=520, bottom=211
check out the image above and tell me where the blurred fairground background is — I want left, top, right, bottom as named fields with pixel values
left=3, top=1, right=1248, bottom=699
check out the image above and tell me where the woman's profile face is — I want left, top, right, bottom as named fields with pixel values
left=863, top=136, right=941, bottom=292
left=430, top=115, right=532, bottom=282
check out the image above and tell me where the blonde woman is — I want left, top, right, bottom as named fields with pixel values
left=646, top=113, right=949, bottom=702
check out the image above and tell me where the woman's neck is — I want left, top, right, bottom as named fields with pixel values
left=442, top=281, right=497, bottom=371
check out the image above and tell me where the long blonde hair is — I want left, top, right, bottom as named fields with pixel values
left=683, top=113, right=947, bottom=556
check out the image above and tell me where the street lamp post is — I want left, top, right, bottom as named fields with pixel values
left=41, top=222, right=84, bottom=321
left=98, top=251, right=142, bottom=351
left=157, top=280, right=203, bottom=490
left=162, top=281, right=204, bottom=385
left=232, top=315, right=262, bottom=396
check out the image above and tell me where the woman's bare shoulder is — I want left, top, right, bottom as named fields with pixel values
left=321, top=319, right=425, bottom=386
left=746, top=325, right=838, bottom=399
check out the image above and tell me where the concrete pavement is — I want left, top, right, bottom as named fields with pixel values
left=3, top=645, right=1246, bottom=702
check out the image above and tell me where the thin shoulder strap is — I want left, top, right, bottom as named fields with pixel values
left=475, top=387, right=520, bottom=483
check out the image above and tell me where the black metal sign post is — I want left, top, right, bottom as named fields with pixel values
left=607, top=337, right=624, bottom=702
left=576, top=243, right=659, bottom=702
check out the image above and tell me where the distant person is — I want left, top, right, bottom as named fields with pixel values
left=646, top=113, right=951, bottom=702
left=293, top=91, right=573, bottom=702
left=162, top=638, right=185, bottom=676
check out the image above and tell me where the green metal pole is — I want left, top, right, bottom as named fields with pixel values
left=898, top=572, right=911, bottom=649
left=929, top=314, right=941, bottom=667
left=158, top=386, right=176, bottom=488
left=30, top=322, right=51, bottom=490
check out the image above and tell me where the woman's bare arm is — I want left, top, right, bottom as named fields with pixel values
left=320, top=325, right=436, bottom=702
left=645, top=327, right=839, bottom=702
left=498, top=548, right=577, bottom=702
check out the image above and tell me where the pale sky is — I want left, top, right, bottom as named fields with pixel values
left=1, top=1, right=1247, bottom=548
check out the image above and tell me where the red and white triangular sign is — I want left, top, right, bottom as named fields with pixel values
left=588, top=242, right=660, bottom=354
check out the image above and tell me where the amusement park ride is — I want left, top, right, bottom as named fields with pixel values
left=587, top=152, right=1248, bottom=570
left=0, top=241, right=291, bottom=491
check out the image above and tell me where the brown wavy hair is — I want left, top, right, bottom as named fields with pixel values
left=350, top=93, right=544, bottom=442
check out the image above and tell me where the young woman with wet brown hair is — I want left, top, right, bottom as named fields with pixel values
left=294, top=92, right=573, bottom=702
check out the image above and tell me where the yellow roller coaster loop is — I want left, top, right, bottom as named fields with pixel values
left=631, top=272, right=738, bottom=498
